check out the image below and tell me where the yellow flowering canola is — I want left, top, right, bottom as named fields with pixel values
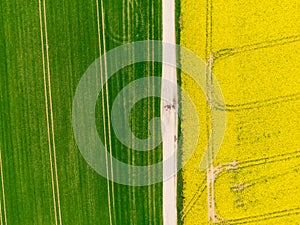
left=180, top=0, right=300, bottom=224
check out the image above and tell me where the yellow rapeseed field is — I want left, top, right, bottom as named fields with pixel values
left=181, top=0, right=300, bottom=224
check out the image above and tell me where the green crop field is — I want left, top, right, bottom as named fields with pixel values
left=0, top=0, right=174, bottom=224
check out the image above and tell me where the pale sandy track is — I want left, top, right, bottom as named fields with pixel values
left=162, top=0, right=177, bottom=224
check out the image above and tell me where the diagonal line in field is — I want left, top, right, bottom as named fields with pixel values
left=0, top=148, right=7, bottom=225
left=213, top=93, right=300, bottom=112
left=227, top=207, right=300, bottom=224
left=43, top=1, right=62, bottom=225
left=210, top=35, right=300, bottom=112
left=181, top=179, right=206, bottom=220
left=230, top=150, right=300, bottom=171
left=43, top=1, right=63, bottom=224
left=39, top=1, right=63, bottom=224
left=38, top=1, right=59, bottom=225
left=95, top=1, right=113, bottom=224
left=196, top=207, right=300, bottom=225
left=99, top=1, right=117, bottom=223
left=213, top=34, right=300, bottom=61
